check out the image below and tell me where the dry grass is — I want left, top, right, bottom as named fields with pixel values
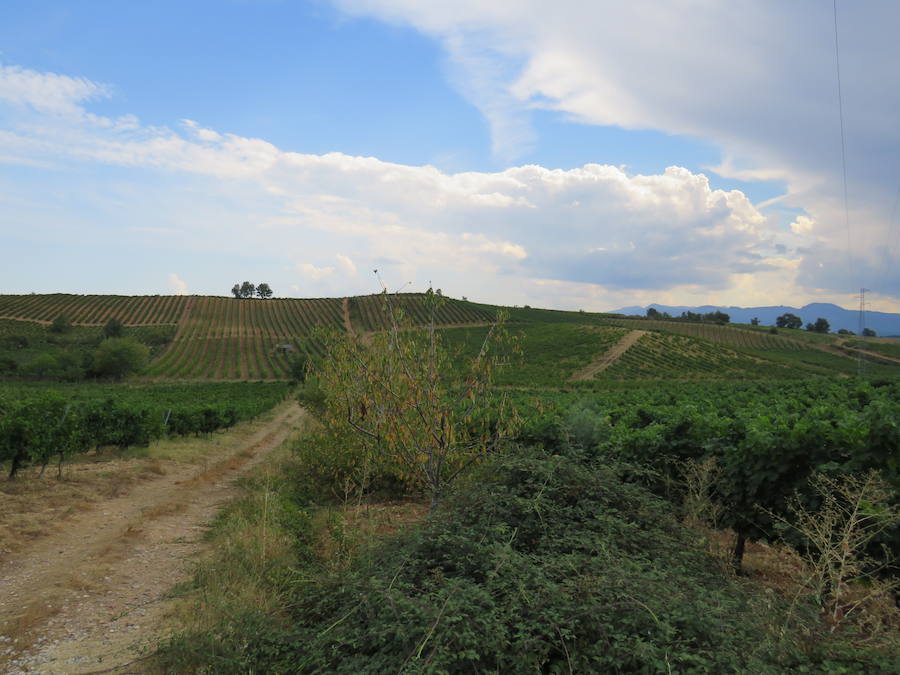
left=313, top=501, right=428, bottom=571
left=0, top=406, right=286, bottom=559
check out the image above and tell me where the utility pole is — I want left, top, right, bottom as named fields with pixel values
left=857, top=288, right=869, bottom=377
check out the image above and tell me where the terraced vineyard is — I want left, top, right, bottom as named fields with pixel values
left=348, top=293, right=495, bottom=332
left=610, top=318, right=807, bottom=350
left=598, top=332, right=794, bottom=380
left=4, top=293, right=898, bottom=382
left=0, top=294, right=187, bottom=325
left=444, top=323, right=628, bottom=387
left=145, top=296, right=345, bottom=380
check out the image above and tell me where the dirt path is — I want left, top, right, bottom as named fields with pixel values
left=831, top=339, right=900, bottom=366
left=342, top=297, right=353, bottom=335
left=569, top=330, right=647, bottom=381
left=0, top=401, right=306, bottom=674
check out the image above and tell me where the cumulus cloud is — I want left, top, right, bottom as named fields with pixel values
left=3, top=57, right=893, bottom=310
left=331, top=1, right=900, bottom=304
left=336, top=253, right=357, bottom=276
left=168, top=273, right=188, bottom=295
left=0, top=64, right=110, bottom=114
left=297, top=262, right=335, bottom=281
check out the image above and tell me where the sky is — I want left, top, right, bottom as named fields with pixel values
left=2, top=0, right=900, bottom=313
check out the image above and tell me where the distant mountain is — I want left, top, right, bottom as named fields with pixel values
left=609, top=302, right=900, bottom=336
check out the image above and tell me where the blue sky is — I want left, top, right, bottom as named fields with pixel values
left=2, top=1, right=899, bottom=312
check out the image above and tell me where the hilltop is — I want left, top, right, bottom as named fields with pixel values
left=2, top=293, right=899, bottom=383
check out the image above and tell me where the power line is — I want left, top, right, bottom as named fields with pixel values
left=833, top=0, right=853, bottom=283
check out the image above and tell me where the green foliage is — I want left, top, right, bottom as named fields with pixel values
left=313, top=291, right=519, bottom=508
left=259, top=449, right=844, bottom=672
left=0, top=381, right=290, bottom=477
left=103, top=316, right=124, bottom=338
left=48, top=314, right=72, bottom=334
left=777, top=313, right=804, bottom=329
left=807, top=317, right=831, bottom=333
left=18, top=352, right=85, bottom=381
left=520, top=379, right=900, bottom=571
left=92, top=337, right=150, bottom=379
left=444, top=322, right=626, bottom=386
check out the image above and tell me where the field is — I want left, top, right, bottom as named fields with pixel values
left=2, top=295, right=899, bottom=671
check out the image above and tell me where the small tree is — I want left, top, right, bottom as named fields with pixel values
left=862, top=327, right=877, bottom=337
left=49, top=314, right=71, bottom=334
left=256, top=282, right=273, bottom=299
left=312, top=288, right=520, bottom=510
left=231, top=283, right=242, bottom=299
left=103, top=317, right=124, bottom=339
left=776, top=313, right=803, bottom=329
left=751, top=317, right=760, bottom=326
left=92, top=338, right=149, bottom=380
left=813, top=316, right=831, bottom=333
left=240, top=281, right=256, bottom=299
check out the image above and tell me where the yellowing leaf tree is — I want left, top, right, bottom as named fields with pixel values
left=313, top=289, right=520, bottom=510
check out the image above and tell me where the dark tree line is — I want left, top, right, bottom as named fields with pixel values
left=231, top=282, right=273, bottom=299
left=646, top=308, right=730, bottom=324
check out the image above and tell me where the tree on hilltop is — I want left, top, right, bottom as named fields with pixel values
left=230, top=281, right=273, bottom=298
left=776, top=313, right=803, bottom=329
left=806, top=317, right=830, bottom=333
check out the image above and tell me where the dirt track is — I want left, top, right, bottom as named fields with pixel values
left=569, top=330, right=647, bottom=381
left=0, top=401, right=305, bottom=674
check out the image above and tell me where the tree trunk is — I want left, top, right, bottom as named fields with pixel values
left=732, top=530, right=747, bottom=573
left=8, top=451, right=24, bottom=480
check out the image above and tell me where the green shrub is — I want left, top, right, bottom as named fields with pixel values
left=255, top=449, right=824, bottom=672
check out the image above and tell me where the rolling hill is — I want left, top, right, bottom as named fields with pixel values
left=1, top=293, right=899, bottom=382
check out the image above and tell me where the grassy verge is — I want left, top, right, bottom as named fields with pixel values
left=0, top=402, right=288, bottom=557
left=155, top=430, right=427, bottom=672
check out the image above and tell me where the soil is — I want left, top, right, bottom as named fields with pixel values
left=342, top=298, right=353, bottom=335
left=569, top=330, right=647, bottom=381
left=0, top=401, right=305, bottom=674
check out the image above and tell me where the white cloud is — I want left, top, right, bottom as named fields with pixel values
left=3, top=57, right=895, bottom=311
left=331, top=1, right=900, bottom=303
left=336, top=253, right=357, bottom=276
left=790, top=215, right=816, bottom=235
left=297, top=262, right=335, bottom=280
left=0, top=63, right=110, bottom=114
left=168, top=273, right=188, bottom=295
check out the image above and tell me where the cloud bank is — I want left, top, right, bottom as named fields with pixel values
left=0, top=51, right=894, bottom=311
left=332, top=0, right=900, bottom=307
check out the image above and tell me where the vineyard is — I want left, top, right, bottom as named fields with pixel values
left=610, top=318, right=807, bottom=350
left=0, top=381, right=290, bottom=478
left=444, top=323, right=628, bottom=386
left=511, top=376, right=900, bottom=568
left=3, top=294, right=900, bottom=382
left=347, top=293, right=495, bottom=332
left=0, top=294, right=187, bottom=326
left=596, top=331, right=784, bottom=379
left=145, top=296, right=345, bottom=380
